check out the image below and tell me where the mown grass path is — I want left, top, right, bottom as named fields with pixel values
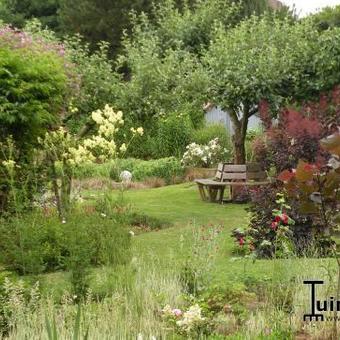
left=110, top=183, right=334, bottom=286
left=38, top=183, right=335, bottom=296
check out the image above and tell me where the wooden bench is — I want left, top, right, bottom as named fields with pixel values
left=195, top=163, right=271, bottom=203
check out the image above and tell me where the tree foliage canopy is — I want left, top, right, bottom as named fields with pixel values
left=0, top=0, right=59, bottom=30
left=115, top=0, right=274, bottom=127
left=203, top=15, right=340, bottom=162
left=311, top=5, right=340, bottom=30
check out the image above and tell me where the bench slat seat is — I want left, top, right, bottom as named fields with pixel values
left=195, top=179, right=271, bottom=186
left=195, top=162, right=271, bottom=203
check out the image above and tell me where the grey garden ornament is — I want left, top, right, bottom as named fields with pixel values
left=120, top=170, right=132, bottom=183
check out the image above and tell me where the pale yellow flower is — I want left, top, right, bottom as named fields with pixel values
left=119, top=143, right=127, bottom=153
left=92, top=110, right=104, bottom=125
left=2, top=160, right=15, bottom=169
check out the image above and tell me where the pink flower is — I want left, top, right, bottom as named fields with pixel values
left=274, top=215, right=281, bottom=223
left=239, top=237, right=245, bottom=246
left=271, top=221, right=278, bottom=230
left=172, top=309, right=182, bottom=317
left=281, top=213, right=289, bottom=225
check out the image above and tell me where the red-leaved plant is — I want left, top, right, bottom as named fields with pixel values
left=278, top=128, right=340, bottom=338
left=254, top=87, right=340, bottom=173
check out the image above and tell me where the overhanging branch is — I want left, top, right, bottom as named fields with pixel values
left=247, top=105, right=258, bottom=118
left=228, top=109, right=241, bottom=129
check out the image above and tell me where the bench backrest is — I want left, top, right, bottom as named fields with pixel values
left=214, top=163, right=267, bottom=182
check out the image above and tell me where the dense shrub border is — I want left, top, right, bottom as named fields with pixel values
left=0, top=211, right=131, bottom=275
left=0, top=26, right=71, bottom=215
left=111, top=157, right=184, bottom=184
left=73, top=157, right=184, bottom=184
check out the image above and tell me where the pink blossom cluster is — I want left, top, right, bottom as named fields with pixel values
left=0, top=25, right=79, bottom=92
left=270, top=213, right=289, bottom=230
left=0, top=25, right=65, bottom=57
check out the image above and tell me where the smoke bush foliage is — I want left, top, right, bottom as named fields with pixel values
left=253, top=87, right=340, bottom=173
left=254, top=108, right=322, bottom=172
left=243, top=88, right=340, bottom=258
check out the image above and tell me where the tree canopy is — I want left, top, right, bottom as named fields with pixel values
left=115, top=0, right=276, bottom=127
left=311, top=5, right=340, bottom=30
left=0, top=0, right=281, bottom=55
left=204, top=16, right=340, bottom=162
left=0, top=0, right=60, bottom=31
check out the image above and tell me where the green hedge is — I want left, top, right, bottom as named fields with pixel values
left=0, top=211, right=131, bottom=275
left=191, top=124, right=231, bottom=152
left=0, top=29, right=68, bottom=150
left=110, top=157, right=184, bottom=183
left=74, top=157, right=184, bottom=183
left=72, top=161, right=114, bottom=179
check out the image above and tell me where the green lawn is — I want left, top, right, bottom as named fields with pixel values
left=112, top=182, right=246, bottom=225
left=107, top=183, right=335, bottom=285
left=38, top=183, right=335, bottom=296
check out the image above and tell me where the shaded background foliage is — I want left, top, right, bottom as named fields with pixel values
left=0, top=0, right=339, bottom=163
left=0, top=0, right=280, bottom=55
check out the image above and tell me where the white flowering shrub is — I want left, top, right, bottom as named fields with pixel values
left=39, top=104, right=143, bottom=220
left=181, top=138, right=230, bottom=168
left=162, top=304, right=207, bottom=337
left=176, top=304, right=205, bottom=333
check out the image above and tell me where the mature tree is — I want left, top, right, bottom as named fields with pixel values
left=115, top=0, right=244, bottom=127
left=0, top=0, right=60, bottom=31
left=204, top=17, right=340, bottom=164
left=116, top=0, right=275, bottom=125
left=113, top=0, right=293, bottom=160
left=59, top=0, right=187, bottom=55
left=238, top=0, right=269, bottom=17
left=58, top=0, right=276, bottom=55
left=311, top=5, right=340, bottom=30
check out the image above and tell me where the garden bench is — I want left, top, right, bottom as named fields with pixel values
left=194, top=163, right=271, bottom=203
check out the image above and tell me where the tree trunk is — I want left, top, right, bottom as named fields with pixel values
left=229, top=108, right=249, bottom=201
left=229, top=107, right=249, bottom=165
left=233, top=128, right=247, bottom=164
left=51, top=162, right=63, bottom=221
left=61, top=160, right=72, bottom=216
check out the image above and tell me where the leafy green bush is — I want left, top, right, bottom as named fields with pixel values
left=22, top=21, right=119, bottom=135
left=191, top=124, right=231, bottom=152
left=152, top=113, right=193, bottom=158
left=0, top=26, right=70, bottom=214
left=132, top=157, right=184, bottom=182
left=0, top=26, right=68, bottom=151
left=0, top=211, right=131, bottom=275
left=245, top=128, right=263, bottom=162
left=122, top=133, right=155, bottom=159
left=110, top=157, right=184, bottom=184
left=73, top=161, right=114, bottom=179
